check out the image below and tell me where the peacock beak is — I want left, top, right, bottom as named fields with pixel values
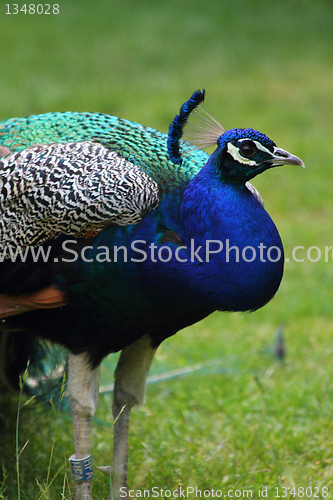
left=269, top=147, right=305, bottom=168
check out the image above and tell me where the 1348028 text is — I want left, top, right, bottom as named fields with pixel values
left=5, top=4, right=59, bottom=14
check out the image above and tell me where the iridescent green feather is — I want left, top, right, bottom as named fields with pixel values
left=0, top=112, right=209, bottom=189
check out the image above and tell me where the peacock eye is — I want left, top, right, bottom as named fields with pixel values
left=239, top=140, right=257, bottom=158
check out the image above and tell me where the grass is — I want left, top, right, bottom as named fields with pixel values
left=0, top=0, right=333, bottom=497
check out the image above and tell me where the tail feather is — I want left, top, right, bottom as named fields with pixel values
left=0, top=323, right=67, bottom=404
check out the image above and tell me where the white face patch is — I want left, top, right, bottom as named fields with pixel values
left=227, top=142, right=257, bottom=166
left=227, top=139, right=272, bottom=166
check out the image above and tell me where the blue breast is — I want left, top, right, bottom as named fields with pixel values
left=58, top=161, right=283, bottom=317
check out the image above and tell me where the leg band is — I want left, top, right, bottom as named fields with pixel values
left=69, top=454, right=94, bottom=482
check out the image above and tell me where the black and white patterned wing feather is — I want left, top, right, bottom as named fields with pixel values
left=0, top=141, right=160, bottom=255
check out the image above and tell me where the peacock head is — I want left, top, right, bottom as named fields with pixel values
left=167, top=89, right=304, bottom=183
left=211, top=127, right=305, bottom=182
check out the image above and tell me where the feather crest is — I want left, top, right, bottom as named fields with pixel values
left=168, top=90, right=206, bottom=165
left=182, top=101, right=225, bottom=149
left=167, top=90, right=225, bottom=165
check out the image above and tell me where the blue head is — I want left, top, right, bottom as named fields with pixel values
left=168, top=90, right=304, bottom=181
left=210, top=127, right=304, bottom=183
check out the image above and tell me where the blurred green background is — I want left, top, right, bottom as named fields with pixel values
left=1, top=0, right=333, bottom=498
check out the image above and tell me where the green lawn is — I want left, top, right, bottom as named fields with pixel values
left=1, top=0, right=332, bottom=498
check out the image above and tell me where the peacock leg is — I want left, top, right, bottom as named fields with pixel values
left=103, top=335, right=156, bottom=500
left=68, top=352, right=100, bottom=500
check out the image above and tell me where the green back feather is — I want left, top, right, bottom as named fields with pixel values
left=0, top=112, right=209, bottom=189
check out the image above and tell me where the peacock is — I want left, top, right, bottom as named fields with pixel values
left=0, top=90, right=304, bottom=500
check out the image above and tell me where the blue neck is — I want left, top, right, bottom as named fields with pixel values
left=171, top=161, right=284, bottom=311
